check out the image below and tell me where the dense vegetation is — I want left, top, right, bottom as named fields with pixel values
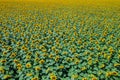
left=0, top=0, right=120, bottom=80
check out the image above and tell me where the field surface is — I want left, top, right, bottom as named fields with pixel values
left=0, top=0, right=120, bottom=80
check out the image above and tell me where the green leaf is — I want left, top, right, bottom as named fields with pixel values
left=19, top=74, right=24, bottom=80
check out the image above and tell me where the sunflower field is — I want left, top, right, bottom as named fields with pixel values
left=0, top=0, right=120, bottom=80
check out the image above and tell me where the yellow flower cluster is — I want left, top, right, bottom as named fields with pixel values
left=0, top=0, right=120, bottom=80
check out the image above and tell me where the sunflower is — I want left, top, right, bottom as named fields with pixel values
left=49, top=54, right=54, bottom=58
left=1, top=59, right=7, bottom=64
left=50, top=75, right=57, bottom=80
left=55, top=56, right=60, bottom=62
left=58, top=65, right=64, bottom=69
left=31, top=77, right=39, bottom=80
left=82, top=78, right=87, bottom=80
left=92, top=77, right=98, bottom=80
left=0, top=66, right=5, bottom=74
left=17, top=63, right=22, bottom=70
left=26, top=73, right=33, bottom=77
left=81, top=67, right=87, bottom=71
left=26, top=55, right=31, bottom=60
left=72, top=74, right=78, bottom=79
left=2, top=51, right=7, bottom=56
left=10, top=52, right=16, bottom=58
left=13, top=59, right=19, bottom=64
left=111, top=72, right=118, bottom=76
left=7, top=47, right=12, bottom=51
left=114, top=63, right=120, bottom=67
left=62, top=51, right=68, bottom=55
left=35, top=66, right=41, bottom=71
left=106, top=72, right=112, bottom=77
left=39, top=59, right=45, bottom=64
left=26, top=63, right=31, bottom=68
left=3, top=75, right=12, bottom=79
left=99, top=64, right=105, bottom=68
